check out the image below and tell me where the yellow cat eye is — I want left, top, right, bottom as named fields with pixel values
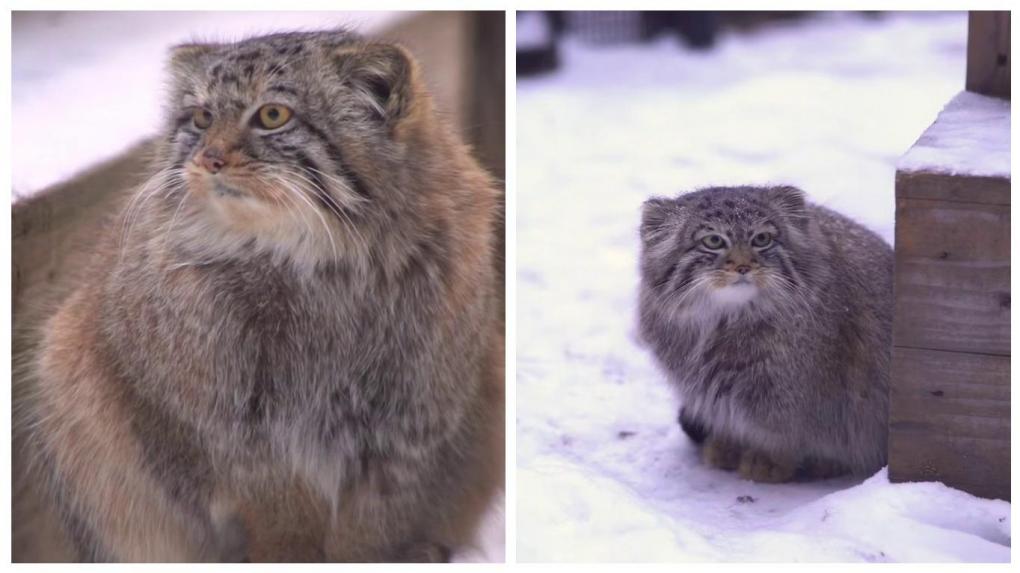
left=256, top=104, right=292, bottom=130
left=193, top=108, right=213, bottom=130
left=701, top=234, right=726, bottom=249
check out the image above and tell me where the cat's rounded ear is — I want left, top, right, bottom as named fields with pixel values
left=333, top=43, right=415, bottom=128
left=641, top=197, right=679, bottom=245
left=168, top=42, right=218, bottom=76
left=764, top=186, right=807, bottom=217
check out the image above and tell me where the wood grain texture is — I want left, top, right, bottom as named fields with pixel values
left=895, top=171, right=1009, bottom=207
left=967, top=11, right=1010, bottom=99
left=893, top=193, right=1010, bottom=356
left=888, top=346, right=1010, bottom=501
left=467, top=11, right=507, bottom=318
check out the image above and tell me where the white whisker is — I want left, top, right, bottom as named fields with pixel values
left=274, top=166, right=370, bottom=257
left=268, top=173, right=339, bottom=263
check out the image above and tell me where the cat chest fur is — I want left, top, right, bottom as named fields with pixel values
left=99, top=253, right=471, bottom=485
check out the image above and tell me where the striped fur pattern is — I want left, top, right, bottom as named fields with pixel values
left=638, top=186, right=892, bottom=481
left=25, top=30, right=503, bottom=562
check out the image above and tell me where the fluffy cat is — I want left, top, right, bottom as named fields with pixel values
left=638, top=186, right=892, bottom=482
left=20, top=30, right=503, bottom=562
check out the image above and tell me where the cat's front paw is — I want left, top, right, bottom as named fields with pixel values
left=799, top=457, right=849, bottom=480
left=702, top=436, right=742, bottom=471
left=678, top=406, right=709, bottom=444
left=738, top=449, right=796, bottom=483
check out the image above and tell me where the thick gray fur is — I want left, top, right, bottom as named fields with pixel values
left=638, top=186, right=893, bottom=475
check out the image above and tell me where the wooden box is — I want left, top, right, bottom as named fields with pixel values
left=889, top=90, right=1010, bottom=500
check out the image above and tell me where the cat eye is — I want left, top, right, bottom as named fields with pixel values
left=701, top=234, right=726, bottom=250
left=752, top=232, right=774, bottom=248
left=192, top=108, right=213, bottom=130
left=255, top=104, right=293, bottom=130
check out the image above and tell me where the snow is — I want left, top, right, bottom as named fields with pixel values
left=12, top=11, right=408, bottom=201
left=520, top=463, right=1010, bottom=562
left=898, top=90, right=1011, bottom=178
left=517, top=12, right=1010, bottom=562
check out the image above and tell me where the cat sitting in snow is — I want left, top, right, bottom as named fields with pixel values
left=637, top=186, right=892, bottom=482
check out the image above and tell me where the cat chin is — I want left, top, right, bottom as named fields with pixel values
left=709, top=283, right=758, bottom=307
left=169, top=207, right=363, bottom=276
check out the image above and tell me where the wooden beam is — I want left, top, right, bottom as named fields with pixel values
left=893, top=192, right=1010, bottom=357
left=888, top=346, right=1010, bottom=500
left=967, top=11, right=1010, bottom=99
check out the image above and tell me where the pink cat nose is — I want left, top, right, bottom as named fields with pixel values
left=197, top=147, right=226, bottom=173
left=735, top=265, right=751, bottom=275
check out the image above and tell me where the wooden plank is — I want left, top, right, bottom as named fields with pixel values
left=466, top=11, right=507, bottom=319
left=893, top=195, right=1010, bottom=356
left=890, top=347, right=1010, bottom=430
left=466, top=11, right=506, bottom=182
left=896, top=171, right=1009, bottom=207
left=967, top=11, right=1010, bottom=99
left=888, top=347, right=1010, bottom=501
left=889, top=433, right=1010, bottom=501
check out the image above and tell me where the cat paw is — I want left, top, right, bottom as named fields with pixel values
left=799, top=457, right=849, bottom=480
left=702, top=436, right=742, bottom=471
left=395, top=541, right=452, bottom=563
left=678, top=406, right=709, bottom=444
left=738, top=450, right=797, bottom=483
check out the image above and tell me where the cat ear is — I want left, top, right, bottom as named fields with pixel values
left=764, top=186, right=807, bottom=217
left=641, top=197, right=679, bottom=244
left=168, top=42, right=218, bottom=75
left=333, top=43, right=414, bottom=127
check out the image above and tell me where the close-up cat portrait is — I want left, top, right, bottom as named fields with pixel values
left=11, top=11, right=505, bottom=563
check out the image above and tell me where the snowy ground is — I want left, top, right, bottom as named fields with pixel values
left=517, top=12, right=1010, bottom=562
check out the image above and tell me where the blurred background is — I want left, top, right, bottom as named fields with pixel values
left=516, top=10, right=967, bottom=240
left=12, top=11, right=504, bottom=199
left=11, top=10, right=504, bottom=563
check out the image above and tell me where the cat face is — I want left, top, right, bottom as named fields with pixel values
left=640, top=186, right=811, bottom=312
left=151, top=31, right=416, bottom=262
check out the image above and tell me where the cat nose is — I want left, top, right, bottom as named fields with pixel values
left=735, top=265, right=752, bottom=275
left=197, top=147, right=226, bottom=173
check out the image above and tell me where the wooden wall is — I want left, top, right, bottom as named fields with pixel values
left=888, top=172, right=1010, bottom=500
left=888, top=10, right=1010, bottom=501
left=967, top=11, right=1010, bottom=99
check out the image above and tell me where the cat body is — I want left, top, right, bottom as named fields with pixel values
left=25, top=30, right=503, bottom=562
left=638, top=186, right=892, bottom=481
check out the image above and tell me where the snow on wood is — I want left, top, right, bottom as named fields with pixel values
left=897, top=91, right=1010, bottom=178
